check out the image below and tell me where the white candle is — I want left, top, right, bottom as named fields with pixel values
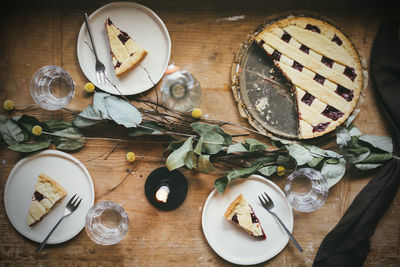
left=155, top=185, right=170, bottom=203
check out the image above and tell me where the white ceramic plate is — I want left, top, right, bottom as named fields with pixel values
left=77, top=2, right=171, bottom=95
left=4, top=150, right=95, bottom=244
left=202, top=175, right=293, bottom=265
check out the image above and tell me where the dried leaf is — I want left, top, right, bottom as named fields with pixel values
left=227, top=142, right=248, bottom=154
left=0, top=118, right=25, bottom=145
left=104, top=96, right=142, bottom=128
left=8, top=141, right=51, bottom=153
left=245, top=138, right=269, bottom=152
left=359, top=135, right=393, bottom=153
left=286, top=143, right=313, bottom=166
left=52, top=127, right=86, bottom=151
left=321, top=158, right=347, bottom=188
left=258, top=165, right=277, bottom=176
left=166, top=137, right=193, bottom=171
left=197, top=155, right=216, bottom=173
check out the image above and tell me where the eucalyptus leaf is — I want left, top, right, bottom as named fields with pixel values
left=191, top=122, right=232, bottom=145
left=354, top=163, right=384, bottom=171
left=201, top=131, right=225, bottom=155
left=52, top=127, right=86, bottom=150
left=336, top=126, right=351, bottom=147
left=341, top=147, right=370, bottom=164
left=8, top=141, right=51, bottom=153
left=277, top=155, right=291, bottom=165
left=258, top=165, right=277, bottom=176
left=308, top=157, right=324, bottom=168
left=44, top=120, right=73, bottom=132
left=15, top=114, right=42, bottom=134
left=253, top=155, right=278, bottom=165
left=0, top=118, right=25, bottom=145
left=184, top=150, right=197, bottom=169
left=227, top=142, right=248, bottom=154
left=73, top=115, right=104, bottom=128
left=308, top=145, right=329, bottom=158
left=194, top=136, right=203, bottom=155
left=326, top=158, right=340, bottom=164
left=245, top=138, right=269, bottom=152
left=104, top=96, right=142, bottom=128
left=165, top=139, right=185, bottom=151
left=359, top=135, right=393, bottom=153
left=214, top=175, right=228, bottom=194
left=93, top=92, right=111, bottom=119
left=359, top=152, right=393, bottom=164
left=129, top=121, right=165, bottom=137
left=286, top=143, right=313, bottom=166
left=321, top=158, right=347, bottom=188
left=166, top=137, right=193, bottom=171
left=197, top=155, right=216, bottom=174
left=226, top=162, right=262, bottom=181
left=348, top=125, right=362, bottom=137
left=78, top=105, right=104, bottom=121
left=346, top=115, right=356, bottom=128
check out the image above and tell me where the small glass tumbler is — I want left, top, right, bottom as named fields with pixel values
left=30, top=65, right=75, bottom=110
left=85, top=201, right=129, bottom=245
left=284, top=168, right=329, bottom=212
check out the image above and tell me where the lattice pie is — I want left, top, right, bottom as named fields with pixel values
left=105, top=18, right=148, bottom=76
left=224, top=194, right=266, bottom=239
left=255, top=17, right=362, bottom=139
left=27, top=173, right=67, bottom=226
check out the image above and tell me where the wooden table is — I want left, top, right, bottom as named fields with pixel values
left=1, top=1, right=399, bottom=265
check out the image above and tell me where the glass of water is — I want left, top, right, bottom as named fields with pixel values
left=284, top=168, right=329, bottom=212
left=85, top=201, right=129, bottom=245
left=30, top=65, right=75, bottom=110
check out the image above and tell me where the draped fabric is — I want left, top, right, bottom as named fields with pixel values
left=313, top=19, right=400, bottom=267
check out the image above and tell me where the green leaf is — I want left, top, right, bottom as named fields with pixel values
left=44, top=120, right=73, bottom=132
left=77, top=105, right=104, bottom=121
left=348, top=125, right=362, bottom=137
left=194, top=136, right=203, bottom=155
left=166, top=137, right=193, bottom=171
left=104, top=96, right=142, bottom=128
left=226, top=162, right=262, bottom=181
left=184, top=150, right=197, bottom=169
left=346, top=115, right=356, bottom=128
left=308, top=157, right=324, bottom=168
left=341, top=147, right=370, bottom=164
left=165, top=139, right=186, bottom=151
left=286, top=143, right=313, bottom=166
left=93, top=92, right=111, bottom=119
left=201, top=131, right=225, bottom=155
left=191, top=122, right=232, bottom=145
left=52, top=127, right=86, bottom=150
left=355, top=163, right=384, bottom=170
left=73, top=115, right=104, bottom=128
left=326, top=158, right=340, bottom=164
left=359, top=135, right=393, bottom=153
left=359, top=152, right=392, bottom=164
left=258, top=165, right=277, bottom=176
left=227, top=142, right=248, bottom=154
left=129, top=121, right=165, bottom=137
left=276, top=155, right=291, bottom=165
left=245, top=138, right=269, bottom=152
left=8, top=141, right=51, bottom=153
left=253, top=155, right=278, bottom=165
left=197, top=155, right=216, bottom=173
left=336, top=126, right=351, bottom=147
left=321, top=158, right=347, bottom=188
left=214, top=175, right=228, bottom=194
left=0, top=118, right=25, bottom=145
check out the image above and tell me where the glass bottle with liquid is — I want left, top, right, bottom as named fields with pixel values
left=160, top=64, right=201, bottom=113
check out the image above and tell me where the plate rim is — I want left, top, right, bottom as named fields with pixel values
left=76, top=1, right=171, bottom=95
left=201, top=174, right=293, bottom=265
left=4, top=150, right=95, bottom=244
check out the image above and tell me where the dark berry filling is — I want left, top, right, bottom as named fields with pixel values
left=301, top=92, right=315, bottom=106
left=107, top=18, right=113, bottom=25
left=231, top=214, right=239, bottom=224
left=292, top=61, right=304, bottom=71
left=118, top=30, right=130, bottom=44
left=115, top=61, right=121, bottom=68
left=343, top=66, right=357, bottom=81
left=250, top=212, right=259, bottom=224
left=34, top=191, right=45, bottom=201
left=305, top=24, right=321, bottom=33
left=312, top=122, right=331, bottom=133
left=322, top=105, right=344, bottom=121
left=271, top=50, right=282, bottom=61
left=332, top=34, right=343, bottom=46
left=281, top=31, right=292, bottom=43
left=336, top=85, right=354, bottom=101
left=259, top=39, right=265, bottom=46
left=321, top=56, right=334, bottom=68
left=299, top=44, right=310, bottom=54
left=313, top=73, right=326, bottom=85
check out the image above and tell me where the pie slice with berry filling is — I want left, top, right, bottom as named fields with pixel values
left=255, top=17, right=362, bottom=139
left=105, top=18, right=148, bottom=77
left=224, top=194, right=266, bottom=240
left=27, top=173, right=67, bottom=226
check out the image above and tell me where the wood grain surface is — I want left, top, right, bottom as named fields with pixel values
left=1, top=0, right=399, bottom=266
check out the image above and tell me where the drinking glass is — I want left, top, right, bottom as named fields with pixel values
left=30, top=65, right=75, bottom=110
left=85, top=201, right=129, bottom=245
left=284, top=168, right=328, bottom=212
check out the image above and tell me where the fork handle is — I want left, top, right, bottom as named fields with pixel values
left=84, top=13, right=99, bottom=58
left=272, top=212, right=303, bottom=252
left=36, top=216, right=65, bottom=252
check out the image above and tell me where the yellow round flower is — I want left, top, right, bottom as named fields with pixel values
left=191, top=108, right=202, bottom=119
left=126, top=152, right=136, bottom=163
left=3, top=99, right=14, bottom=111
left=277, top=165, right=286, bottom=176
left=32, top=125, right=43, bottom=136
left=83, top=82, right=95, bottom=93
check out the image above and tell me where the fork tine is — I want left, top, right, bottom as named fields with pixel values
left=258, top=196, right=264, bottom=206
left=264, top=192, right=272, bottom=203
left=68, top=193, right=77, bottom=204
left=74, top=198, right=82, bottom=208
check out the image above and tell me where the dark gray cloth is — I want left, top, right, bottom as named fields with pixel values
left=313, top=19, right=400, bottom=267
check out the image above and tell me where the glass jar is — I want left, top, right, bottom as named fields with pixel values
left=160, top=64, right=201, bottom=113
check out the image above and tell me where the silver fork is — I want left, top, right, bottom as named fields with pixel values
left=258, top=192, right=303, bottom=252
left=36, top=194, right=82, bottom=252
left=84, top=12, right=107, bottom=85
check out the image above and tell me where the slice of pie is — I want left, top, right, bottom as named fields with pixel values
left=27, top=173, right=67, bottom=226
left=254, top=17, right=362, bottom=139
left=224, top=194, right=266, bottom=239
left=105, top=18, right=148, bottom=77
